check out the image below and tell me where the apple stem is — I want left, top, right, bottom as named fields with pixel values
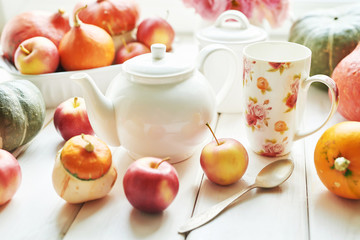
left=72, top=97, right=80, bottom=108
left=154, top=157, right=170, bottom=169
left=81, top=134, right=94, bottom=152
left=121, top=37, right=130, bottom=53
left=206, top=122, right=220, bottom=146
left=74, top=5, right=87, bottom=27
left=19, top=45, right=30, bottom=55
left=165, top=10, right=170, bottom=21
left=58, top=8, right=65, bottom=15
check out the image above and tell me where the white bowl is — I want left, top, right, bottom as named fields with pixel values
left=0, top=56, right=122, bottom=108
left=0, top=30, right=135, bottom=108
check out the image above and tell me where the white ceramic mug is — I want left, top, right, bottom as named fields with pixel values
left=242, top=41, right=339, bottom=157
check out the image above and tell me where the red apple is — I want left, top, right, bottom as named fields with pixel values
left=14, top=37, right=60, bottom=75
left=0, top=149, right=22, bottom=205
left=53, top=97, right=94, bottom=141
left=123, top=157, right=179, bottom=213
left=136, top=17, right=175, bottom=51
left=0, top=9, right=70, bottom=63
left=200, top=123, right=248, bottom=186
left=115, top=41, right=150, bottom=64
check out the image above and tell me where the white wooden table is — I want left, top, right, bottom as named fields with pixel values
left=0, top=21, right=360, bottom=240
left=1, top=41, right=360, bottom=240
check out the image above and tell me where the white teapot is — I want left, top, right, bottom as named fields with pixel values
left=71, top=43, right=237, bottom=163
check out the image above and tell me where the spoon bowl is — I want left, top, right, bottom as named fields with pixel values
left=178, top=159, right=294, bottom=233
left=255, top=159, right=294, bottom=188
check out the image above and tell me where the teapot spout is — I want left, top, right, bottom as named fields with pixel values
left=71, top=73, right=120, bottom=146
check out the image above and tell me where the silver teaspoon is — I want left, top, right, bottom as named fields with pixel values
left=178, top=159, right=294, bottom=233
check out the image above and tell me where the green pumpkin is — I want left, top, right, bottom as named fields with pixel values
left=288, top=5, right=360, bottom=78
left=0, top=80, right=46, bottom=152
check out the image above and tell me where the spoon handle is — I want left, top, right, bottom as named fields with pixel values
left=178, top=184, right=256, bottom=233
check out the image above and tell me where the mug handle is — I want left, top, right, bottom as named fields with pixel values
left=197, top=44, right=238, bottom=107
left=294, top=74, right=339, bottom=140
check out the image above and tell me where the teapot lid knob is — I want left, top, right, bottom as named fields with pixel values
left=151, top=44, right=166, bottom=60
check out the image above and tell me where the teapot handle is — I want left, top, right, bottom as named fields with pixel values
left=197, top=44, right=238, bottom=108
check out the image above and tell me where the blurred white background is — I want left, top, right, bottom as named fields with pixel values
left=0, top=0, right=358, bottom=37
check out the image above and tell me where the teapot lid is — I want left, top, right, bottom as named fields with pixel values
left=122, top=44, right=194, bottom=80
left=196, top=10, right=267, bottom=44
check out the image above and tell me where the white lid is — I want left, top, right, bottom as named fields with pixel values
left=196, top=10, right=267, bottom=44
left=122, top=44, right=194, bottom=79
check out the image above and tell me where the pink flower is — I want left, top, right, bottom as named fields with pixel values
left=261, top=142, right=285, bottom=157
left=182, top=0, right=289, bottom=28
left=253, top=104, right=266, bottom=121
left=252, top=0, right=289, bottom=28
left=183, top=0, right=232, bottom=21
left=246, top=113, right=257, bottom=126
left=231, top=0, right=256, bottom=18
left=285, top=94, right=297, bottom=109
left=269, top=62, right=285, bottom=69
left=290, top=77, right=299, bottom=94
left=245, top=100, right=270, bottom=128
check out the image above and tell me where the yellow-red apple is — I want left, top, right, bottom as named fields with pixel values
left=0, top=149, right=22, bottom=205
left=53, top=97, right=94, bottom=141
left=136, top=17, right=175, bottom=51
left=123, top=157, right=179, bottom=213
left=200, top=123, right=248, bottom=185
left=14, top=36, right=59, bottom=74
left=115, top=41, right=150, bottom=64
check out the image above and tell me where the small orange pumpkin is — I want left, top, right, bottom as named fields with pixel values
left=53, top=134, right=117, bottom=203
left=59, top=5, right=115, bottom=71
left=314, top=121, right=360, bottom=199
left=60, top=134, right=112, bottom=180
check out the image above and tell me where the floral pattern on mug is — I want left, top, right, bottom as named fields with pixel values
left=245, top=97, right=271, bottom=131
left=243, top=58, right=255, bottom=85
left=259, top=137, right=288, bottom=157
left=267, top=62, right=291, bottom=75
left=274, top=120, right=288, bottom=134
left=257, top=77, right=271, bottom=94
left=283, top=73, right=300, bottom=112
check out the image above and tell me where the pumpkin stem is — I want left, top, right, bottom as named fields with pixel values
left=154, top=157, right=170, bottom=169
left=81, top=134, right=94, bottom=152
left=19, top=45, right=31, bottom=55
left=334, top=157, right=350, bottom=172
left=206, top=122, right=220, bottom=146
left=74, top=5, right=87, bottom=27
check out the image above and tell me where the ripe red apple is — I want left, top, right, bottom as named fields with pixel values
left=14, top=37, right=60, bottom=75
left=53, top=97, right=94, bottom=141
left=123, top=157, right=179, bottom=213
left=0, top=149, right=22, bottom=205
left=200, top=123, right=249, bottom=186
left=136, top=17, right=175, bottom=51
left=0, top=9, right=70, bottom=63
left=115, top=41, right=150, bottom=64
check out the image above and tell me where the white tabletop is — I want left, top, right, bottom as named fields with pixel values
left=0, top=39, right=360, bottom=240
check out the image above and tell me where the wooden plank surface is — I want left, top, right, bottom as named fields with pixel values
left=63, top=146, right=204, bottom=240
left=0, top=119, right=82, bottom=240
left=303, top=87, right=360, bottom=240
left=186, top=113, right=308, bottom=240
